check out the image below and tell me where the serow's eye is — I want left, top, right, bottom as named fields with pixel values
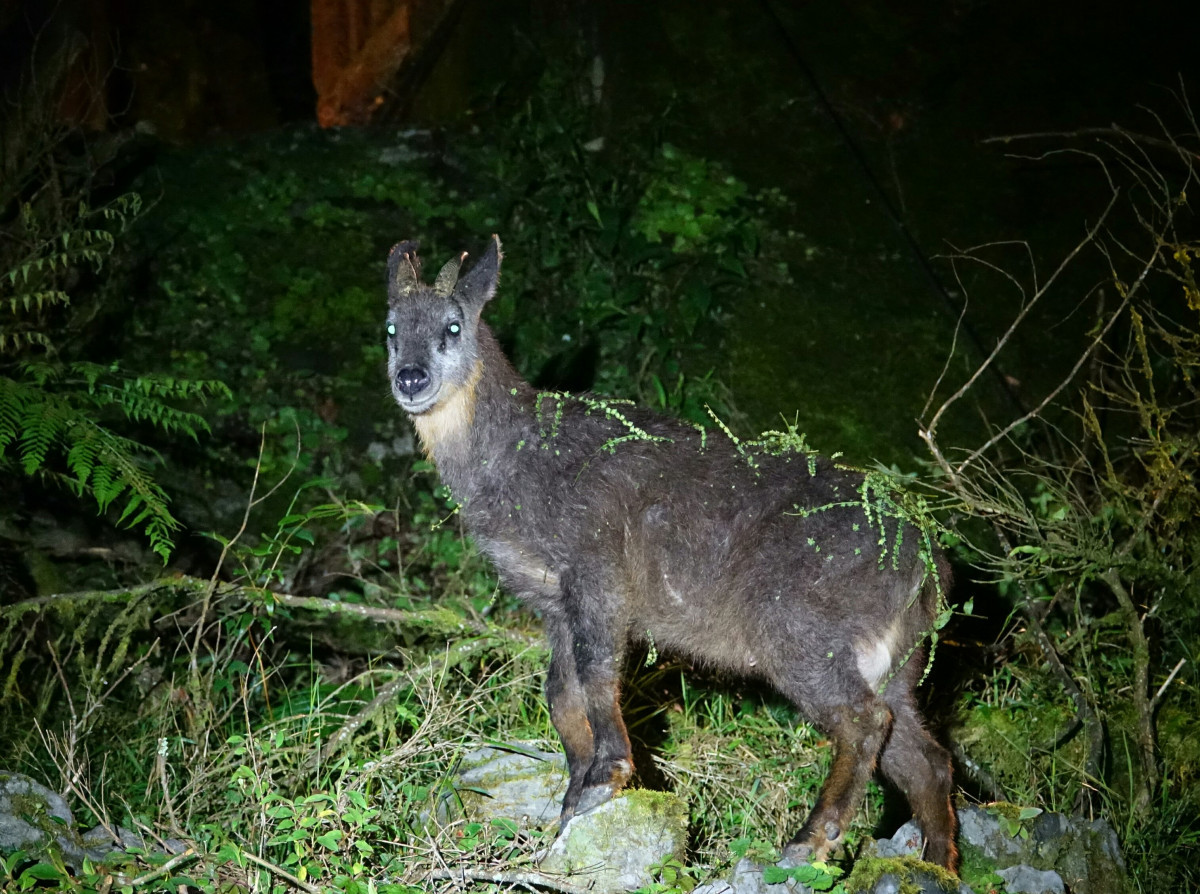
left=386, top=323, right=396, bottom=337
left=447, top=322, right=462, bottom=337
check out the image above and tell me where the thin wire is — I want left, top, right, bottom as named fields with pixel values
left=757, top=0, right=1027, bottom=417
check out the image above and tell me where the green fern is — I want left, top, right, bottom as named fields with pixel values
left=1, top=194, right=137, bottom=355
left=0, top=364, right=229, bottom=561
left=2, top=191, right=230, bottom=562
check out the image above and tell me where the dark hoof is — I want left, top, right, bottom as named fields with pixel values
left=779, top=841, right=815, bottom=867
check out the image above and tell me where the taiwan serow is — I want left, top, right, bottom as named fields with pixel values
left=383, top=236, right=957, bottom=869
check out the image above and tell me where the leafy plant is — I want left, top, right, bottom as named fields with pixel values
left=920, top=111, right=1200, bottom=887
left=1, top=192, right=228, bottom=560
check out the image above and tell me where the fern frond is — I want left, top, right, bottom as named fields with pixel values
left=0, top=331, right=52, bottom=353
left=0, top=188, right=197, bottom=561
left=17, top=389, right=65, bottom=474
left=3, top=289, right=70, bottom=315
left=0, top=364, right=206, bottom=562
left=0, top=381, right=20, bottom=452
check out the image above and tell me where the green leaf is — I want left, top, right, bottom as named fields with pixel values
left=19, top=863, right=66, bottom=882
left=315, top=830, right=344, bottom=849
left=761, top=866, right=791, bottom=884
left=490, top=817, right=519, bottom=841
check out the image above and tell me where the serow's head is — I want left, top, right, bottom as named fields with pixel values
left=384, top=235, right=501, bottom=415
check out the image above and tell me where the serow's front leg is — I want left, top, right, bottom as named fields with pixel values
left=544, top=617, right=596, bottom=827
left=782, top=695, right=893, bottom=865
left=543, top=599, right=633, bottom=827
left=572, top=632, right=633, bottom=818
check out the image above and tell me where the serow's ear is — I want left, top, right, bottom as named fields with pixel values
left=387, top=240, right=422, bottom=297
left=455, top=234, right=502, bottom=309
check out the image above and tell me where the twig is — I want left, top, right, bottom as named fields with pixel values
left=981, top=125, right=1200, bottom=164
left=129, top=847, right=198, bottom=888
left=191, top=421, right=303, bottom=682
left=1152, top=658, right=1187, bottom=710
left=921, top=185, right=1122, bottom=478
left=191, top=425, right=266, bottom=681
left=429, top=867, right=599, bottom=894
left=241, top=849, right=320, bottom=894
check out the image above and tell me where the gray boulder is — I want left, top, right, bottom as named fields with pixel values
left=452, top=744, right=567, bottom=824
left=446, top=744, right=688, bottom=893
left=955, top=805, right=1132, bottom=894
left=997, top=864, right=1066, bottom=894
left=0, top=772, right=75, bottom=858
left=0, top=771, right=183, bottom=870
left=692, top=858, right=799, bottom=894
left=539, top=789, right=689, bottom=893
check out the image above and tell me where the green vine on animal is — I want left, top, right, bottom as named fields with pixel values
left=536, top=390, right=673, bottom=454
left=769, top=434, right=953, bottom=686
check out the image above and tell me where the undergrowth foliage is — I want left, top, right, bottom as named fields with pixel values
left=920, top=103, right=1200, bottom=889
left=0, top=191, right=228, bottom=560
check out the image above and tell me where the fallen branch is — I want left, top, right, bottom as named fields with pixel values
left=241, top=850, right=320, bottom=894
left=0, top=576, right=212, bottom=613
left=129, top=847, right=198, bottom=888
left=429, top=866, right=600, bottom=894
left=3, top=575, right=507, bottom=641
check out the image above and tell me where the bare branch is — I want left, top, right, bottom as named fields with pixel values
left=921, top=181, right=1120, bottom=472
left=429, top=866, right=605, bottom=894
left=981, top=125, right=1200, bottom=165
left=241, top=850, right=320, bottom=894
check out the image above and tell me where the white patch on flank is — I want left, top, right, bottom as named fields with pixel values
left=663, top=573, right=684, bottom=605
left=855, top=618, right=902, bottom=690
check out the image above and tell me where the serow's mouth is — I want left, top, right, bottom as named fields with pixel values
left=394, top=384, right=441, bottom=415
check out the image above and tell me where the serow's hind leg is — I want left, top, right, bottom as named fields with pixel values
left=781, top=691, right=893, bottom=864
left=879, top=692, right=958, bottom=870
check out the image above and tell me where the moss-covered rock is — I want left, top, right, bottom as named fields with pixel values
left=0, top=771, right=75, bottom=859
left=540, top=789, right=689, bottom=892
left=450, top=742, right=568, bottom=826
left=955, top=805, right=1133, bottom=894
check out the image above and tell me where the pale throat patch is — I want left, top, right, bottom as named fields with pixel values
left=413, top=360, right=483, bottom=460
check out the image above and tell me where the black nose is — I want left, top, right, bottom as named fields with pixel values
left=396, top=366, right=431, bottom=397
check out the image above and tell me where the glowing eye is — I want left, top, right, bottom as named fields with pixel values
left=447, top=322, right=461, bottom=336
left=386, top=323, right=396, bottom=337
